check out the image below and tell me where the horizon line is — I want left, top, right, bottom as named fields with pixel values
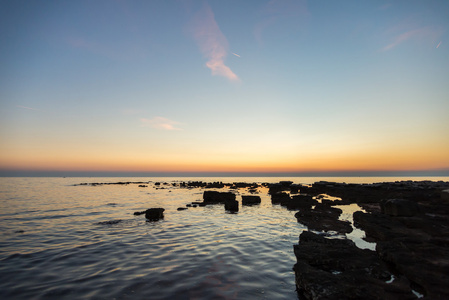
left=1, top=169, right=449, bottom=177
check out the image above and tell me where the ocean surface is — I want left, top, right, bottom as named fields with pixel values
left=1, top=176, right=448, bottom=299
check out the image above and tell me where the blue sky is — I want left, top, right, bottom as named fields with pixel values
left=1, top=0, right=448, bottom=175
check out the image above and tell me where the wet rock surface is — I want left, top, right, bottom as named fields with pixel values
left=293, top=231, right=415, bottom=300
left=294, top=180, right=449, bottom=299
left=294, top=203, right=353, bottom=234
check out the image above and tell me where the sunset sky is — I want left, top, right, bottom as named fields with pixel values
left=1, top=0, right=449, bottom=176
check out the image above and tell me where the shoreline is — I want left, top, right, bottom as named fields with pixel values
left=78, top=179, right=449, bottom=299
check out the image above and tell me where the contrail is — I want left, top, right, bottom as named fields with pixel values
left=232, top=53, right=241, bottom=58
left=436, top=41, right=442, bottom=48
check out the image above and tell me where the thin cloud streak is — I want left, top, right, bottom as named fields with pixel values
left=381, top=27, right=440, bottom=51
left=17, top=105, right=42, bottom=112
left=190, top=3, right=239, bottom=81
left=140, top=117, right=183, bottom=131
left=232, top=52, right=241, bottom=58
left=436, top=41, right=442, bottom=48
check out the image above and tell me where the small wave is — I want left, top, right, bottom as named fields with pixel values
left=96, top=219, right=123, bottom=225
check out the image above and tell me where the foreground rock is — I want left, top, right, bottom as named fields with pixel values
left=293, top=180, right=449, bottom=299
left=293, top=231, right=416, bottom=299
left=354, top=210, right=449, bottom=299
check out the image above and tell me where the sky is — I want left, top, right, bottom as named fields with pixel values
left=1, top=0, right=449, bottom=176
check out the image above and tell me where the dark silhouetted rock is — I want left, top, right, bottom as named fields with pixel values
left=295, top=204, right=353, bottom=234
left=271, top=192, right=291, bottom=204
left=134, top=210, right=146, bottom=216
left=145, top=208, right=165, bottom=221
left=293, top=231, right=415, bottom=300
left=203, top=191, right=236, bottom=204
left=380, top=199, right=420, bottom=217
left=224, top=200, right=239, bottom=212
left=442, top=189, right=449, bottom=202
left=354, top=208, right=449, bottom=299
left=280, top=181, right=293, bottom=187
left=138, top=185, right=147, bottom=188
left=285, top=194, right=317, bottom=210
left=242, top=195, right=261, bottom=205
left=177, top=207, right=187, bottom=211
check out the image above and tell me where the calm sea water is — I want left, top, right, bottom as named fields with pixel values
left=1, top=176, right=448, bottom=299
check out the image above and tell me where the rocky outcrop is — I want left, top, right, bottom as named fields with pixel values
left=293, top=231, right=416, bottom=300
left=380, top=199, right=420, bottom=217
left=295, top=203, right=353, bottom=234
left=203, top=191, right=236, bottom=204
left=354, top=209, right=449, bottom=299
left=271, top=192, right=291, bottom=204
left=241, top=195, right=261, bottom=205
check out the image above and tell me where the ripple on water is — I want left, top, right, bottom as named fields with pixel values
left=0, top=179, right=306, bottom=300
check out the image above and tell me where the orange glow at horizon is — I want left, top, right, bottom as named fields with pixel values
left=2, top=146, right=448, bottom=174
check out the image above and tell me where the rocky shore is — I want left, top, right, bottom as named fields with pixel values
left=80, top=179, right=449, bottom=299
left=292, top=180, right=449, bottom=299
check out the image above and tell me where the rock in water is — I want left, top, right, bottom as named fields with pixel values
left=203, top=191, right=236, bottom=204
left=241, top=195, right=261, bottom=205
left=145, top=208, right=165, bottom=221
left=225, top=200, right=239, bottom=212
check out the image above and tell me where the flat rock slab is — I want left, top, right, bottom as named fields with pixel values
left=295, top=204, right=353, bottom=234
left=293, top=231, right=416, bottom=300
left=354, top=211, right=449, bottom=299
left=203, top=191, right=236, bottom=204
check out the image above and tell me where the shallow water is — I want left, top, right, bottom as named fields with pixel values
left=1, top=176, right=447, bottom=299
left=0, top=178, right=307, bottom=299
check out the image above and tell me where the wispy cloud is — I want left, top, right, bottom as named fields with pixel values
left=17, top=105, right=43, bottom=112
left=436, top=41, right=442, bottom=48
left=189, top=2, right=239, bottom=81
left=232, top=52, right=241, bottom=58
left=140, top=117, right=183, bottom=131
left=381, top=26, right=441, bottom=52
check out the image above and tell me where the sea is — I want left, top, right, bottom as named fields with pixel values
left=1, top=176, right=448, bottom=300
